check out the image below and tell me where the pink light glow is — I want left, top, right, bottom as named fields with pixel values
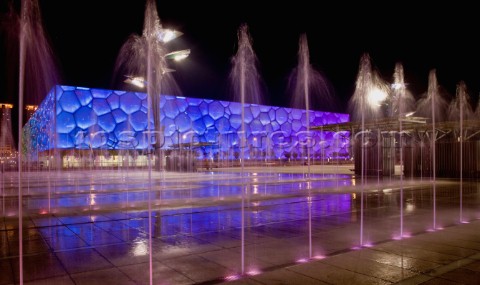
left=246, top=269, right=261, bottom=276
left=224, top=275, right=240, bottom=281
left=296, top=258, right=309, bottom=263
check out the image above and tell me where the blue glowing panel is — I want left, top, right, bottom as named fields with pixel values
left=209, top=101, right=224, bottom=120
left=56, top=112, right=76, bottom=134
left=292, top=119, right=302, bottom=132
left=176, top=97, right=188, bottom=112
left=186, top=105, right=202, bottom=121
left=91, top=88, right=111, bottom=99
left=97, top=113, right=116, bottom=133
left=291, top=109, right=302, bottom=120
left=58, top=133, right=74, bottom=148
left=251, top=105, right=261, bottom=118
left=186, top=97, right=202, bottom=106
left=120, top=92, right=142, bottom=115
left=163, top=117, right=176, bottom=137
left=228, top=102, right=242, bottom=115
left=112, top=109, right=128, bottom=123
left=24, top=85, right=350, bottom=160
left=130, top=111, right=148, bottom=132
left=76, top=88, right=93, bottom=106
left=74, top=106, right=97, bottom=129
left=175, top=113, right=191, bottom=132
left=259, top=112, right=270, bottom=125
left=92, top=98, right=111, bottom=116
left=107, top=93, right=120, bottom=110
left=276, top=108, right=288, bottom=125
left=250, top=119, right=263, bottom=133
left=59, top=91, right=81, bottom=113
left=192, top=119, right=206, bottom=135
left=229, top=114, right=242, bottom=130
left=203, top=115, right=214, bottom=128
left=163, top=99, right=180, bottom=119
left=243, top=107, right=253, bottom=123
left=215, top=117, right=230, bottom=134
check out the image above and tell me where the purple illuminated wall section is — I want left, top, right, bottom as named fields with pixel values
left=24, top=85, right=350, bottom=159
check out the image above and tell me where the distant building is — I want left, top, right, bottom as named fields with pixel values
left=25, top=105, right=38, bottom=122
left=0, top=103, right=16, bottom=157
left=23, top=85, right=350, bottom=169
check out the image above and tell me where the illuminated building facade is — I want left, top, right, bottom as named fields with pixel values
left=23, top=85, right=350, bottom=168
left=0, top=103, right=15, bottom=157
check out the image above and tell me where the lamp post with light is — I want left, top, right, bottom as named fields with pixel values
left=123, top=27, right=190, bottom=171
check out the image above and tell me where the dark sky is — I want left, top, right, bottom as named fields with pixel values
left=2, top=1, right=480, bottom=117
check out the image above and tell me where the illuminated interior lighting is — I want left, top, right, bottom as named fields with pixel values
left=0, top=103, right=13, bottom=108
left=25, top=105, right=38, bottom=111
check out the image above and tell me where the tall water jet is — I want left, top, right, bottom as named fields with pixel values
left=352, top=53, right=369, bottom=247
left=416, top=69, right=446, bottom=230
left=389, top=63, right=415, bottom=118
left=415, top=70, right=449, bottom=123
left=287, top=33, right=334, bottom=177
left=229, top=24, right=266, bottom=106
left=8, top=1, right=62, bottom=283
left=229, top=23, right=264, bottom=274
left=112, top=1, right=185, bottom=283
left=348, top=53, right=389, bottom=246
left=112, top=0, right=182, bottom=172
left=286, top=33, right=334, bottom=257
left=390, top=62, right=412, bottom=239
left=348, top=54, right=388, bottom=122
left=448, top=81, right=473, bottom=121
left=449, top=81, right=472, bottom=223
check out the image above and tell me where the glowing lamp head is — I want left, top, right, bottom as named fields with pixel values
left=124, top=76, right=147, bottom=88
left=367, top=88, right=388, bottom=106
left=157, top=29, right=183, bottom=43
left=165, top=49, right=191, bottom=62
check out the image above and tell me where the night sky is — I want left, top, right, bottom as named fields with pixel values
left=2, top=1, right=480, bottom=130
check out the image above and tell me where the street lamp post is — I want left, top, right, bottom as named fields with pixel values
left=124, top=28, right=189, bottom=171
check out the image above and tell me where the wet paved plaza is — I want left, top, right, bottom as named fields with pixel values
left=0, top=165, right=479, bottom=284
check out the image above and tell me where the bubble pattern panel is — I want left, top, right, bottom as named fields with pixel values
left=24, top=85, right=350, bottom=159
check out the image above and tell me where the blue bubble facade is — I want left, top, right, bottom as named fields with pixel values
left=24, top=85, right=350, bottom=159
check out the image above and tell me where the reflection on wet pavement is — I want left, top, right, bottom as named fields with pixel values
left=0, top=167, right=478, bottom=284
